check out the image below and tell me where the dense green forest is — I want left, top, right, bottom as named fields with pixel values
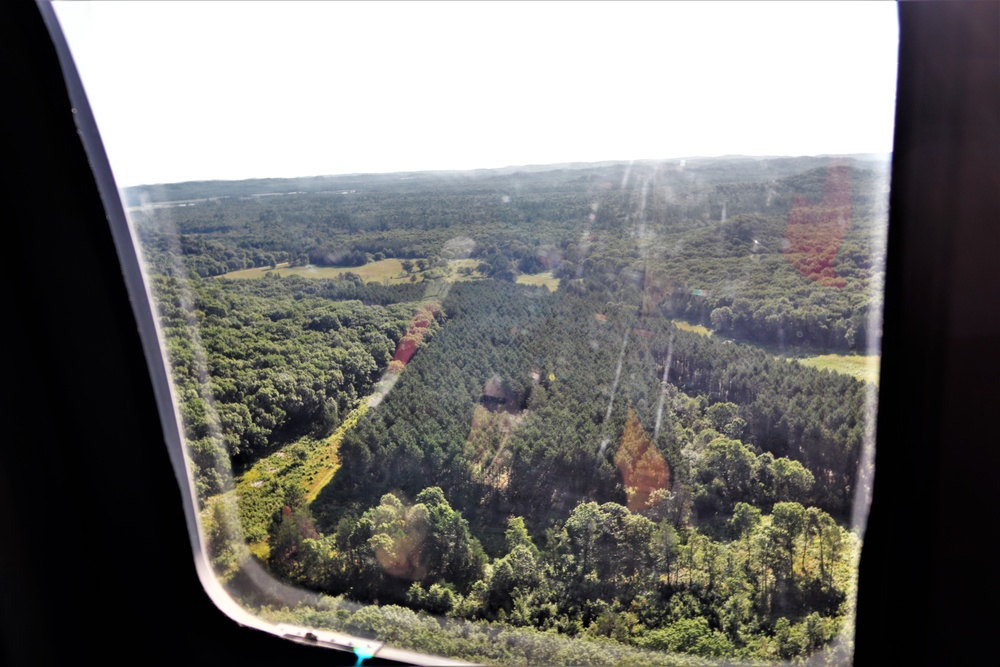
left=152, top=273, right=427, bottom=496
left=141, top=157, right=884, bottom=665
left=133, top=157, right=887, bottom=352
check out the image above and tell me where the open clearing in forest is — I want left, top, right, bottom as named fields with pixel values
left=793, top=354, right=881, bottom=385
left=516, top=271, right=560, bottom=291
left=446, top=258, right=484, bottom=282
left=672, top=320, right=713, bottom=337
left=224, top=404, right=367, bottom=558
left=221, top=259, right=408, bottom=283
left=303, top=404, right=366, bottom=504
left=221, top=258, right=488, bottom=285
left=666, top=320, right=879, bottom=384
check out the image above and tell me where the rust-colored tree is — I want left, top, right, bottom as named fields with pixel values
left=614, top=409, right=671, bottom=511
left=784, top=164, right=852, bottom=289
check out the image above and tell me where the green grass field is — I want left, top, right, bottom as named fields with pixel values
left=221, top=258, right=489, bottom=285
left=221, top=259, right=409, bottom=283
left=794, top=354, right=881, bottom=385
left=516, top=271, right=560, bottom=291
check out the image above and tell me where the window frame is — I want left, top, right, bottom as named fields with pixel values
left=1, top=1, right=997, bottom=665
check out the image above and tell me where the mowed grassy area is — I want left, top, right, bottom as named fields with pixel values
left=221, top=258, right=488, bottom=284
left=794, top=354, right=881, bottom=385
left=221, top=259, right=409, bottom=283
left=516, top=271, right=560, bottom=291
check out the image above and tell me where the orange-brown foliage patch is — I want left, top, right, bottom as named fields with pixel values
left=614, top=409, right=670, bottom=511
left=784, top=164, right=852, bottom=289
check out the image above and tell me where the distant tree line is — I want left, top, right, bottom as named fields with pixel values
left=133, top=161, right=886, bottom=352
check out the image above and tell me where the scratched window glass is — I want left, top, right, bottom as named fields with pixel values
left=55, top=1, right=896, bottom=664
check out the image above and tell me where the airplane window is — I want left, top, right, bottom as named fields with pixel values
left=49, top=1, right=897, bottom=664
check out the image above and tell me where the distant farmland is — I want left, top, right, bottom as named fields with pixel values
left=220, top=258, right=414, bottom=283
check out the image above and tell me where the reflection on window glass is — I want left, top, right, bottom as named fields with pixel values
left=55, top=1, right=896, bottom=664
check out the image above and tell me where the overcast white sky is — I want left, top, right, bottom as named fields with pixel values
left=53, top=1, right=898, bottom=187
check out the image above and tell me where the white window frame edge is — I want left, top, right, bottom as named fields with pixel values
left=37, top=3, right=472, bottom=664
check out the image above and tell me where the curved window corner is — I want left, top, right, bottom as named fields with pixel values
left=47, top=2, right=897, bottom=665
